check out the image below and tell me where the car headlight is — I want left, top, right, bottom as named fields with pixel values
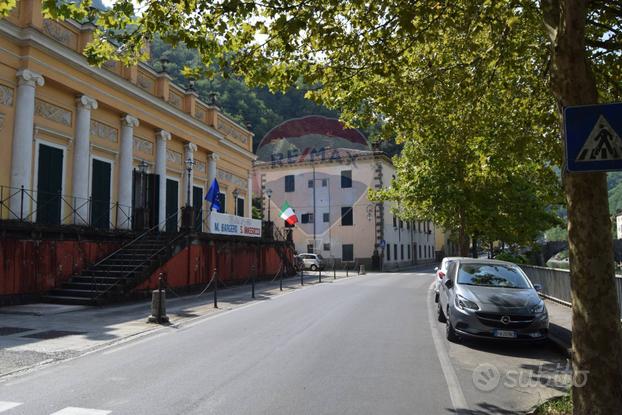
left=455, top=294, right=479, bottom=310
left=530, top=301, right=545, bottom=314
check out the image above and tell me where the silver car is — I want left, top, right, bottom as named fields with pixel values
left=438, top=258, right=548, bottom=342
left=297, top=253, right=325, bottom=271
left=434, top=256, right=469, bottom=303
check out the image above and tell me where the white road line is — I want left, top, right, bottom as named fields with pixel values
left=426, top=281, right=470, bottom=414
left=49, top=408, right=111, bottom=415
left=0, top=402, right=22, bottom=412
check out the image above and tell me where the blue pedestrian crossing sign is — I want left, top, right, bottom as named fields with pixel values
left=565, top=103, right=622, bottom=172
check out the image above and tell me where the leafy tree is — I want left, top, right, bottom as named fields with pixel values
left=544, top=225, right=569, bottom=242
left=9, top=1, right=622, bottom=412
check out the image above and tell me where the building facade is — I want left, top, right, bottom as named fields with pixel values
left=254, top=116, right=436, bottom=269
left=0, top=1, right=254, bottom=231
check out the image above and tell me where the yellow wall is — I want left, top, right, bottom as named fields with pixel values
left=0, top=5, right=254, bottom=223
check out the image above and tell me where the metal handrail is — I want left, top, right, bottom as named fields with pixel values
left=91, top=228, right=189, bottom=301
left=87, top=208, right=182, bottom=297
left=89, top=208, right=180, bottom=270
left=0, top=185, right=133, bottom=229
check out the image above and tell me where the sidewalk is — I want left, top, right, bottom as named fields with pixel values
left=0, top=269, right=366, bottom=378
left=544, top=299, right=573, bottom=356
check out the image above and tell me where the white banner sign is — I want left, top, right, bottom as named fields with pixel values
left=208, top=211, right=262, bottom=238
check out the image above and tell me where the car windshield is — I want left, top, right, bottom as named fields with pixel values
left=317, top=255, right=324, bottom=260
left=457, top=264, right=530, bottom=289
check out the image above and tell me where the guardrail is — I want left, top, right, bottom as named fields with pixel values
left=520, top=264, right=622, bottom=318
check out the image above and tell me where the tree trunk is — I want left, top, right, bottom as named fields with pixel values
left=471, top=235, right=478, bottom=258
left=458, top=209, right=469, bottom=256
left=545, top=1, right=622, bottom=413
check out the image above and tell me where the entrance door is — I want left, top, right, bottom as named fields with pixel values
left=36, top=143, right=63, bottom=225
left=193, top=186, right=203, bottom=232
left=91, top=159, right=112, bottom=229
left=165, top=179, right=178, bottom=232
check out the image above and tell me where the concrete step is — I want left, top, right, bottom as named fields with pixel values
left=62, top=281, right=117, bottom=291
left=41, top=295, right=97, bottom=306
left=48, top=288, right=99, bottom=298
left=72, top=275, right=125, bottom=284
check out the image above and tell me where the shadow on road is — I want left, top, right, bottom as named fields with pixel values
left=458, top=337, right=561, bottom=359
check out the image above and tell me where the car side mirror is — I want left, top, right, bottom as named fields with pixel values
left=434, top=267, right=439, bottom=272
left=533, top=284, right=542, bottom=292
left=444, top=279, right=454, bottom=289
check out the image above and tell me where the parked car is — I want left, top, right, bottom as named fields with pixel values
left=297, top=253, right=325, bottom=271
left=437, top=258, right=548, bottom=343
left=434, top=257, right=467, bottom=303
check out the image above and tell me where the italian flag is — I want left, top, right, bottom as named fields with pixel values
left=279, top=201, right=298, bottom=225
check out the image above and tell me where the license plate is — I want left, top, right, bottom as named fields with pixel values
left=494, top=330, right=517, bottom=338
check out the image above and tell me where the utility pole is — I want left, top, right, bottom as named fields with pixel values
left=312, top=163, right=316, bottom=253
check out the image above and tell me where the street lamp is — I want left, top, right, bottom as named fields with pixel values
left=232, top=188, right=240, bottom=216
left=265, top=188, right=272, bottom=223
left=185, top=158, right=195, bottom=208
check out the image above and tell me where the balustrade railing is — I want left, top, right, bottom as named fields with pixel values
left=0, top=185, right=133, bottom=230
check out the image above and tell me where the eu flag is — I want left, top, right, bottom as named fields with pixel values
left=205, top=178, right=221, bottom=212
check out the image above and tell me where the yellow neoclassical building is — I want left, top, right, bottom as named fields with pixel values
left=0, top=1, right=255, bottom=232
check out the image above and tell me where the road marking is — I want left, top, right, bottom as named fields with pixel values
left=50, top=408, right=111, bottom=415
left=0, top=402, right=22, bottom=412
left=426, top=281, right=470, bottom=414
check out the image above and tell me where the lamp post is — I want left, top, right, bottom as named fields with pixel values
left=233, top=188, right=240, bottom=216
left=266, top=188, right=272, bottom=223
left=181, top=158, right=196, bottom=230
left=185, top=158, right=195, bottom=208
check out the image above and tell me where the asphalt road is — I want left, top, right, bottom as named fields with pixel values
left=0, top=270, right=568, bottom=415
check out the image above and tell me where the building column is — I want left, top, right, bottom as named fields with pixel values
left=183, top=143, right=198, bottom=207
left=9, top=69, right=44, bottom=219
left=155, top=130, right=171, bottom=230
left=72, top=95, right=97, bottom=225
left=207, top=152, right=218, bottom=187
left=117, top=114, right=139, bottom=229
left=247, top=171, right=253, bottom=218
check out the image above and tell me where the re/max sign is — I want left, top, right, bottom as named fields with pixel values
left=271, top=147, right=359, bottom=167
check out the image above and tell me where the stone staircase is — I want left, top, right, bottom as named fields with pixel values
left=43, top=233, right=180, bottom=306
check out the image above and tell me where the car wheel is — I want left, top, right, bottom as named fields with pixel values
left=437, top=303, right=446, bottom=322
left=310, top=264, right=318, bottom=271
left=446, top=309, right=459, bottom=343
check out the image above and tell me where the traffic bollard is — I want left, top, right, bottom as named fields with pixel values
left=213, top=268, right=218, bottom=308
left=300, top=268, right=304, bottom=285
left=319, top=267, right=322, bottom=283
left=252, top=267, right=256, bottom=299
left=280, top=266, right=283, bottom=291
left=147, top=274, right=169, bottom=324
left=333, top=264, right=336, bottom=280
left=346, top=263, right=349, bottom=278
